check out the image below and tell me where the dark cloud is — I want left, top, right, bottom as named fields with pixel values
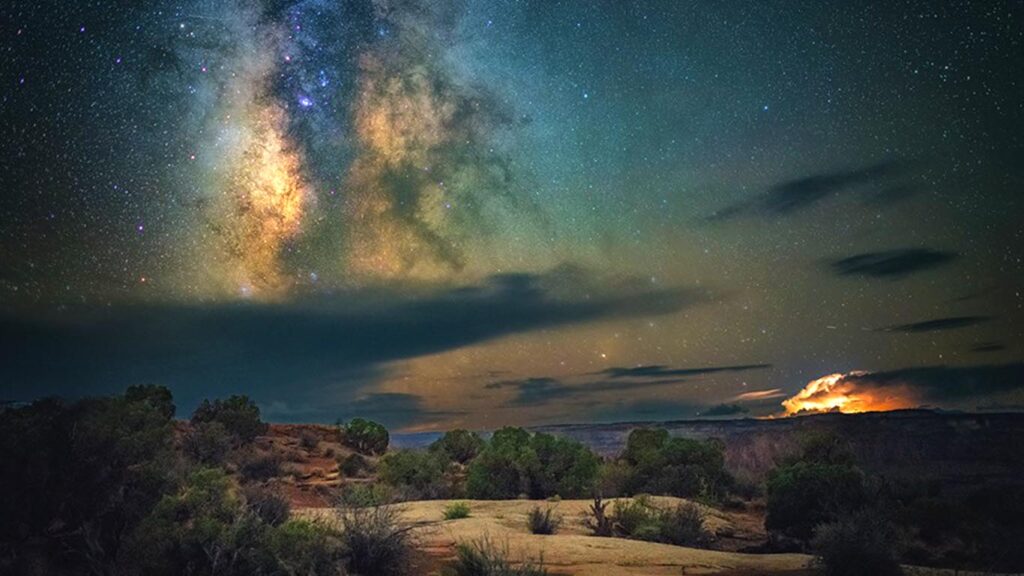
left=0, top=268, right=702, bottom=422
left=597, top=364, right=771, bottom=379
left=488, top=376, right=688, bottom=406
left=845, top=362, right=1024, bottom=403
left=876, top=315, right=992, bottom=333
left=828, top=248, right=958, bottom=279
left=972, top=342, right=1007, bottom=353
left=699, top=403, right=749, bottom=417
left=709, top=161, right=903, bottom=220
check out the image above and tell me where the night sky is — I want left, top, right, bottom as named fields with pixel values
left=2, top=1, right=1022, bottom=430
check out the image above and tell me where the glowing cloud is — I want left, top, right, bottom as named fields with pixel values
left=781, top=371, right=918, bottom=415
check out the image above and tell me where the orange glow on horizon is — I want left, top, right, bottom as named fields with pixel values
left=781, top=371, right=918, bottom=416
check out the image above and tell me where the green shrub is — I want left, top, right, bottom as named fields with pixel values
left=379, top=449, right=447, bottom=497
left=444, top=501, right=472, bottom=520
left=612, top=497, right=661, bottom=538
left=191, top=395, right=267, bottom=443
left=340, top=452, right=371, bottom=477
left=341, top=418, right=390, bottom=455
left=605, top=497, right=711, bottom=547
left=0, top=389, right=178, bottom=575
left=183, top=420, right=233, bottom=465
left=621, top=429, right=732, bottom=501
left=465, top=428, right=600, bottom=500
left=430, top=429, right=486, bottom=463
left=526, top=506, right=561, bottom=535
left=812, top=511, right=903, bottom=576
left=338, top=504, right=414, bottom=576
left=658, top=502, right=712, bottom=547
left=448, top=537, right=547, bottom=576
left=765, top=462, right=866, bottom=539
left=339, top=484, right=394, bottom=508
left=270, top=520, right=345, bottom=576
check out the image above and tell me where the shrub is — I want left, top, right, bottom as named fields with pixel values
left=299, top=429, right=321, bottom=451
left=430, top=429, right=486, bottom=463
left=465, top=428, right=600, bottom=500
left=340, top=453, right=370, bottom=477
left=526, top=506, right=561, bottom=535
left=603, top=497, right=711, bottom=547
left=448, top=537, right=547, bottom=576
left=240, top=453, right=283, bottom=483
left=612, top=497, right=661, bottom=538
left=765, top=462, right=866, bottom=539
left=338, top=504, right=414, bottom=576
left=339, top=484, right=394, bottom=508
left=812, top=511, right=903, bottom=576
left=183, top=420, right=233, bottom=465
left=379, top=449, right=448, bottom=497
left=619, top=429, right=732, bottom=501
left=270, top=520, right=345, bottom=576
left=0, top=389, right=178, bottom=575
left=584, top=496, right=613, bottom=537
left=244, top=485, right=291, bottom=526
left=444, top=501, right=472, bottom=520
left=658, top=502, right=712, bottom=547
left=341, top=418, right=390, bottom=455
left=191, top=395, right=268, bottom=443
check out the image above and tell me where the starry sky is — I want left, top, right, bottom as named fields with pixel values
left=2, top=0, right=1022, bottom=430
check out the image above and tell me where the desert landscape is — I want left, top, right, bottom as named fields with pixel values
left=3, top=1, right=1023, bottom=575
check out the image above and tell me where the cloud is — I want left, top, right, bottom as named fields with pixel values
left=971, top=342, right=1006, bottom=353
left=876, top=315, right=992, bottom=333
left=781, top=363, right=1024, bottom=415
left=596, top=363, right=771, bottom=379
left=0, top=268, right=701, bottom=422
left=827, top=248, right=958, bottom=279
left=699, top=403, right=748, bottom=417
left=488, top=376, right=688, bottom=406
left=733, top=388, right=785, bottom=401
left=709, top=161, right=903, bottom=220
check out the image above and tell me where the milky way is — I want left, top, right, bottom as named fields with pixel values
left=1, top=1, right=1022, bottom=428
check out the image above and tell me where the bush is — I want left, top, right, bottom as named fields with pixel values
left=341, top=418, right=389, bottom=455
left=444, top=501, right=472, bottom=520
left=0, top=389, right=178, bottom=576
left=526, top=506, right=561, bottom=535
left=765, top=462, right=866, bottom=539
left=339, top=484, right=394, bottom=508
left=338, top=504, right=414, bottom=576
left=612, top=497, right=661, bottom=538
left=270, top=520, right=345, bottom=576
left=812, top=511, right=903, bottom=576
left=448, top=537, right=547, bottom=576
left=658, top=502, right=712, bottom=547
left=379, top=449, right=448, bottom=497
left=340, top=453, right=371, bottom=477
left=244, top=485, right=291, bottom=526
left=430, top=429, right=486, bottom=464
left=191, top=395, right=267, bottom=443
left=619, top=429, right=732, bottom=501
left=240, top=453, right=283, bottom=483
left=299, top=429, right=321, bottom=451
left=465, top=428, right=600, bottom=500
left=183, top=420, right=233, bottom=465
left=604, top=497, right=711, bottom=547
